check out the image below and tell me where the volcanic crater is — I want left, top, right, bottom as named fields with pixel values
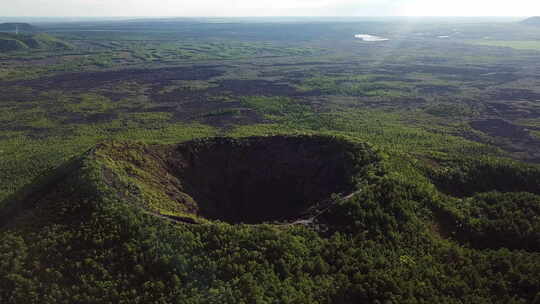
left=0, top=135, right=378, bottom=227
left=102, top=135, right=376, bottom=224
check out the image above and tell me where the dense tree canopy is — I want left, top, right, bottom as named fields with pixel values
left=1, top=139, right=539, bottom=303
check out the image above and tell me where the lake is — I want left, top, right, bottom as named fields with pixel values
left=354, top=34, right=389, bottom=42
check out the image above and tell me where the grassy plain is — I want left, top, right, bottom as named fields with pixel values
left=468, top=39, right=540, bottom=50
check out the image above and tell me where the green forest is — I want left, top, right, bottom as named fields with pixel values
left=1, top=18, right=540, bottom=303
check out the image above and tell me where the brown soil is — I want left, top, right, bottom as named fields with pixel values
left=468, top=118, right=540, bottom=162
left=484, top=101, right=540, bottom=119
left=7, top=65, right=224, bottom=91
left=489, top=88, right=540, bottom=100
left=62, top=113, right=119, bottom=124
left=151, top=79, right=316, bottom=104
left=470, top=118, right=530, bottom=138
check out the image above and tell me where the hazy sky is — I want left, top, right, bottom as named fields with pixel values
left=1, top=0, right=538, bottom=17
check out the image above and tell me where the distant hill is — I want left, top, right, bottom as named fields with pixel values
left=0, top=22, right=36, bottom=32
left=0, top=32, right=73, bottom=52
left=521, top=16, right=540, bottom=25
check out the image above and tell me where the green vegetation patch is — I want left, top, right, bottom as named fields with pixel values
left=240, top=96, right=306, bottom=116
left=448, top=191, right=540, bottom=251
left=0, top=38, right=29, bottom=52
left=64, top=93, right=114, bottom=114
left=2, top=134, right=540, bottom=303
left=298, top=74, right=415, bottom=97
left=0, top=33, right=73, bottom=52
left=468, top=40, right=540, bottom=51
left=2, top=20, right=540, bottom=302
